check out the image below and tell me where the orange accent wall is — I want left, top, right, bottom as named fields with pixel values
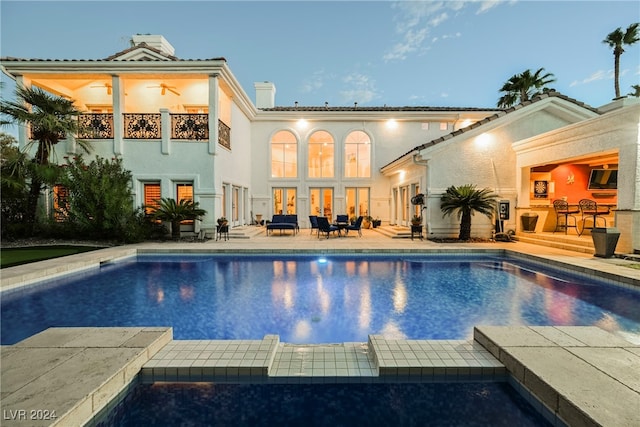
left=549, top=164, right=617, bottom=205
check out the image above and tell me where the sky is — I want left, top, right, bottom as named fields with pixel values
left=1, top=0, right=639, bottom=109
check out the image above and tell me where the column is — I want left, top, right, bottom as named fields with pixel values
left=208, top=74, right=219, bottom=155
left=112, top=75, right=124, bottom=155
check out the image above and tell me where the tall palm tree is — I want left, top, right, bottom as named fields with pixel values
left=440, top=184, right=498, bottom=240
left=497, top=68, right=556, bottom=108
left=629, top=84, right=640, bottom=98
left=0, top=86, right=91, bottom=224
left=603, top=23, right=639, bottom=99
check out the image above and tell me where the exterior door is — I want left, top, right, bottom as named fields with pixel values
left=310, top=188, right=333, bottom=220
left=273, top=187, right=297, bottom=215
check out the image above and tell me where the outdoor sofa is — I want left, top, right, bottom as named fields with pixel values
left=266, top=214, right=299, bottom=235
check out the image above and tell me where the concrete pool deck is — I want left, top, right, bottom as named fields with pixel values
left=1, top=227, right=639, bottom=426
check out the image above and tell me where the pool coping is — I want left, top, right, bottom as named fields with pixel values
left=4, top=326, right=638, bottom=427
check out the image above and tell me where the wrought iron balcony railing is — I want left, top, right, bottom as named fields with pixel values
left=123, top=113, right=161, bottom=139
left=67, top=113, right=230, bottom=148
left=78, top=113, right=114, bottom=139
left=218, top=119, right=231, bottom=149
left=171, top=114, right=208, bottom=140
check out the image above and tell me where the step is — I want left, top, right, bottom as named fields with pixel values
left=514, top=235, right=594, bottom=254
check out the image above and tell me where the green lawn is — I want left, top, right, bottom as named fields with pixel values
left=0, top=245, right=104, bottom=269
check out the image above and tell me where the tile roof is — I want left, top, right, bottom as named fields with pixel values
left=380, top=90, right=599, bottom=170
left=0, top=43, right=225, bottom=62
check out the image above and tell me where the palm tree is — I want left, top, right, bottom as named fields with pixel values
left=440, top=184, right=498, bottom=240
left=497, top=68, right=556, bottom=108
left=150, top=198, right=207, bottom=240
left=630, top=84, right=640, bottom=98
left=603, top=23, right=639, bottom=99
left=0, top=86, right=91, bottom=224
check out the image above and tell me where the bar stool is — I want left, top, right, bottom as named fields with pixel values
left=578, top=199, right=609, bottom=236
left=552, top=200, right=579, bottom=234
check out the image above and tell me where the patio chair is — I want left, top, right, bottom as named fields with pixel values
left=316, top=216, right=339, bottom=239
left=345, top=215, right=363, bottom=237
left=578, top=198, right=610, bottom=236
left=552, top=200, right=579, bottom=234
left=336, top=214, right=349, bottom=224
left=309, top=215, right=319, bottom=235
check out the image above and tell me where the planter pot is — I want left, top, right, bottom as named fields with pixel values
left=591, top=227, right=620, bottom=258
left=520, top=213, right=538, bottom=233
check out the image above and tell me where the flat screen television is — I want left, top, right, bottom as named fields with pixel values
left=587, top=169, right=618, bottom=190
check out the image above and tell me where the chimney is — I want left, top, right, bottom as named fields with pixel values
left=254, top=81, right=276, bottom=108
left=131, top=34, right=175, bottom=56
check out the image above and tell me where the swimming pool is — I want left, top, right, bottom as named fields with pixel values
left=95, top=382, right=553, bottom=427
left=2, top=254, right=639, bottom=345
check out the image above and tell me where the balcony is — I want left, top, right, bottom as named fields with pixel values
left=73, top=113, right=230, bottom=148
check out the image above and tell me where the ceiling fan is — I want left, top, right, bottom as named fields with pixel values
left=90, top=83, right=112, bottom=95
left=147, top=83, right=180, bottom=96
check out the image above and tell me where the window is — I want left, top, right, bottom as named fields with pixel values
left=271, top=130, right=297, bottom=178
left=144, top=183, right=161, bottom=215
left=53, top=185, right=69, bottom=222
left=440, top=122, right=448, bottom=131
left=184, top=105, right=208, bottom=114
left=310, top=187, right=333, bottom=219
left=344, top=131, right=371, bottom=178
left=345, top=187, right=370, bottom=220
left=273, top=188, right=297, bottom=215
left=85, top=105, right=113, bottom=113
left=176, top=183, right=193, bottom=202
left=176, top=183, right=194, bottom=224
left=308, top=131, right=334, bottom=178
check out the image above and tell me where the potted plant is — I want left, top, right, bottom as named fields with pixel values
left=217, top=217, right=228, bottom=226
left=362, top=215, right=373, bottom=229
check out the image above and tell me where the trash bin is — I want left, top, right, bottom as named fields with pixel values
left=591, top=227, right=620, bottom=258
left=520, top=212, right=538, bottom=233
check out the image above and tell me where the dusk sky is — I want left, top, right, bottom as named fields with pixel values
left=1, top=1, right=639, bottom=109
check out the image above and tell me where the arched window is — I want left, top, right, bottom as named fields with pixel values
left=308, top=130, right=334, bottom=178
left=345, top=130, right=371, bottom=178
left=271, top=130, right=297, bottom=178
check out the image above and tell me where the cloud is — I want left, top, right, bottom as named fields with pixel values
left=569, top=69, right=615, bottom=87
left=384, top=0, right=507, bottom=62
left=339, top=72, right=378, bottom=104
left=299, top=69, right=333, bottom=93
left=477, top=1, right=501, bottom=14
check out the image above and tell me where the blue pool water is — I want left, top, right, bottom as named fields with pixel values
left=2, top=254, right=639, bottom=344
left=100, top=382, right=553, bottom=427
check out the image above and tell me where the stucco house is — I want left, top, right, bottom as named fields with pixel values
left=2, top=35, right=638, bottom=253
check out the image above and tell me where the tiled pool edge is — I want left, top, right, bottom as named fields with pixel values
left=139, top=335, right=505, bottom=384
